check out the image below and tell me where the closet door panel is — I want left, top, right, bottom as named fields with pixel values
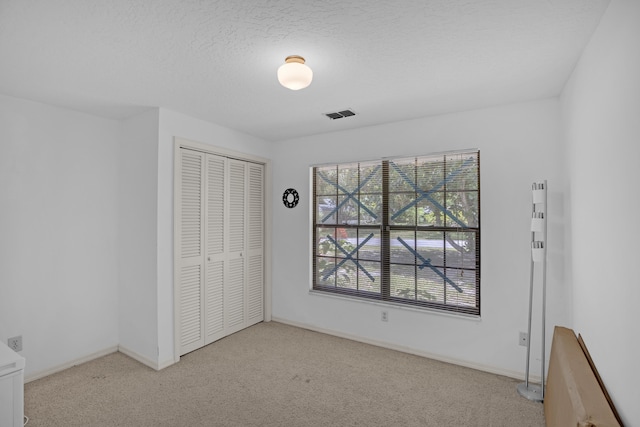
left=205, top=260, right=224, bottom=343
left=225, top=257, right=246, bottom=335
left=228, top=160, right=245, bottom=254
left=178, top=150, right=205, bottom=355
left=247, top=254, right=263, bottom=325
left=247, top=164, right=263, bottom=252
left=177, top=147, right=264, bottom=356
left=204, top=154, right=226, bottom=344
left=180, top=265, right=202, bottom=350
left=247, top=163, right=264, bottom=325
left=225, top=159, right=246, bottom=335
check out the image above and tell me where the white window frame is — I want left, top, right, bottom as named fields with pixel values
left=310, top=149, right=480, bottom=316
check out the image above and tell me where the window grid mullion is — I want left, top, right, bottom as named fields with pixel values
left=414, top=229, right=418, bottom=301
left=381, top=161, right=390, bottom=301
left=356, top=164, right=361, bottom=291
left=312, top=169, right=318, bottom=288
left=443, top=231, right=447, bottom=306
left=443, top=157, right=447, bottom=305
left=413, top=160, right=420, bottom=302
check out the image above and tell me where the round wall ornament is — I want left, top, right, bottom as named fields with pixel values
left=282, top=188, right=299, bottom=208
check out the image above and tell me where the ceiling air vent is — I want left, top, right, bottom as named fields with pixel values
left=324, top=109, right=356, bottom=120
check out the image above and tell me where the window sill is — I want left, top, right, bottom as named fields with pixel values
left=308, top=289, right=481, bottom=321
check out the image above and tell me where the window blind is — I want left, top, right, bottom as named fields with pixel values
left=313, top=150, right=480, bottom=315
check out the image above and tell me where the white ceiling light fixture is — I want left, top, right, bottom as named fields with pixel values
left=277, top=55, right=313, bottom=90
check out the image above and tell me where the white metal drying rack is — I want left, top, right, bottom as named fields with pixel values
left=517, top=180, right=547, bottom=402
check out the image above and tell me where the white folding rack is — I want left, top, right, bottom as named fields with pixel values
left=517, top=180, right=547, bottom=402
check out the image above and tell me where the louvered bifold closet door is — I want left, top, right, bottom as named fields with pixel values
left=179, top=149, right=206, bottom=355
left=204, top=154, right=226, bottom=344
left=246, top=163, right=264, bottom=326
left=225, top=159, right=246, bottom=336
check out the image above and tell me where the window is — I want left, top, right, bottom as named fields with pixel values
left=312, top=150, right=480, bottom=315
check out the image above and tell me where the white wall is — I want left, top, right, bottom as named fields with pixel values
left=0, top=99, right=274, bottom=375
left=561, top=0, right=640, bottom=424
left=0, top=94, right=120, bottom=379
left=156, top=108, right=272, bottom=366
left=118, top=109, right=160, bottom=366
left=271, top=98, right=566, bottom=379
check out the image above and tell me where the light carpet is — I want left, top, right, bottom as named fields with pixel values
left=25, top=321, right=545, bottom=426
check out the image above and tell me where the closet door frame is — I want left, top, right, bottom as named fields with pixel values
left=173, top=137, right=272, bottom=363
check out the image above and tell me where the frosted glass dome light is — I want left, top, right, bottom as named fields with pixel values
left=277, top=55, right=313, bottom=90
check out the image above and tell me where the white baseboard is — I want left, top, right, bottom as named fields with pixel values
left=26, top=346, right=176, bottom=382
left=118, top=345, right=175, bottom=371
left=157, top=358, right=176, bottom=371
left=25, top=346, right=119, bottom=383
left=25, top=321, right=536, bottom=384
left=271, top=317, right=541, bottom=383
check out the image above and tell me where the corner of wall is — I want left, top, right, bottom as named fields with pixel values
left=117, top=109, right=161, bottom=365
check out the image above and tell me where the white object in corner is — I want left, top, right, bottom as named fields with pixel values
left=518, top=180, right=548, bottom=403
left=0, top=341, right=25, bottom=427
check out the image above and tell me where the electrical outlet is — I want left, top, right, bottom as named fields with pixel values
left=8, top=335, right=22, bottom=352
left=381, top=311, right=388, bottom=322
left=519, top=332, right=528, bottom=347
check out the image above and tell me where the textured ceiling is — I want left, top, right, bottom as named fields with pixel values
left=0, top=0, right=609, bottom=141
